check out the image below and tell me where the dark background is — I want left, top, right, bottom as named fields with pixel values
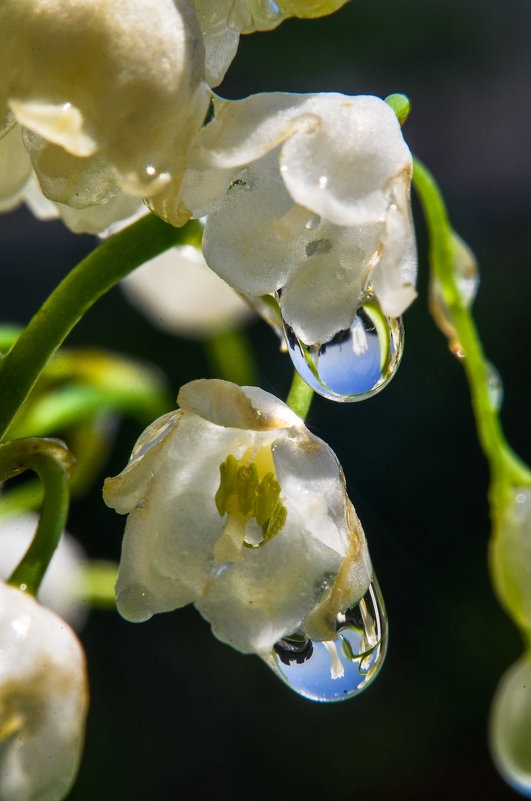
left=1, top=0, right=530, bottom=798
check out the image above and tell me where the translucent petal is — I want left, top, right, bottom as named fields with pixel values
left=369, top=180, right=417, bottom=318
left=177, top=379, right=301, bottom=431
left=188, top=0, right=240, bottom=86
left=0, top=124, right=32, bottom=210
left=279, top=94, right=413, bottom=226
left=279, top=222, right=382, bottom=345
left=201, top=150, right=305, bottom=295
left=23, top=128, right=120, bottom=209
left=195, top=515, right=343, bottom=653
left=53, top=192, right=144, bottom=235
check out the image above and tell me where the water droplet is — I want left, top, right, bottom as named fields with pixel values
left=305, top=214, right=321, bottom=230
left=116, top=583, right=154, bottom=622
left=282, top=295, right=404, bottom=402
left=228, top=168, right=254, bottom=193
left=262, top=581, right=387, bottom=702
left=487, top=361, right=503, bottom=411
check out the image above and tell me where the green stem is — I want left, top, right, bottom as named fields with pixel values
left=204, top=328, right=259, bottom=387
left=0, top=214, right=201, bottom=441
left=0, top=438, right=74, bottom=595
left=286, top=370, right=314, bottom=421
left=412, top=158, right=531, bottom=490
left=79, top=561, right=118, bottom=609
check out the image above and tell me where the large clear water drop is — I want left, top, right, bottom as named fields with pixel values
left=282, top=295, right=404, bottom=402
left=262, top=580, right=387, bottom=702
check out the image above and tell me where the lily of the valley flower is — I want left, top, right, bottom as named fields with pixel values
left=103, top=379, right=372, bottom=655
left=0, top=0, right=210, bottom=231
left=176, top=92, right=417, bottom=346
left=121, top=244, right=253, bottom=339
left=0, top=582, right=88, bottom=801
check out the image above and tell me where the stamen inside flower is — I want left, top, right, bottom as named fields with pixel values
left=214, top=448, right=287, bottom=562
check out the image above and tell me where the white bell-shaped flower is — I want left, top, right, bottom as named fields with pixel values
left=0, top=0, right=210, bottom=230
left=177, top=92, right=416, bottom=346
left=104, top=379, right=372, bottom=655
left=0, top=582, right=88, bottom=801
left=121, top=244, right=253, bottom=339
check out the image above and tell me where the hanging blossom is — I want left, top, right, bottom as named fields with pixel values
left=121, top=243, right=254, bottom=339
left=0, top=0, right=210, bottom=232
left=103, top=379, right=372, bottom=655
left=0, top=582, right=88, bottom=801
left=188, top=0, right=350, bottom=87
left=168, top=92, right=416, bottom=347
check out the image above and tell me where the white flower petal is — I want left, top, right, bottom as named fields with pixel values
left=279, top=94, right=412, bottom=227
left=22, top=128, right=120, bottom=209
left=10, top=100, right=97, bottom=158
left=53, top=192, right=144, bottom=235
left=200, top=150, right=305, bottom=295
left=0, top=124, right=32, bottom=211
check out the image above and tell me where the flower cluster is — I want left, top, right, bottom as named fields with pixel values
left=0, top=0, right=423, bottom=795
left=1, top=0, right=416, bottom=343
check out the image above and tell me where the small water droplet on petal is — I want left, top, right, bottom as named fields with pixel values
left=116, top=583, right=155, bottom=622
left=305, top=214, right=321, bottom=230
left=263, top=580, right=387, bottom=702
left=282, top=295, right=404, bottom=402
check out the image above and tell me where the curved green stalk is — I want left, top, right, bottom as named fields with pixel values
left=0, top=214, right=201, bottom=441
left=204, top=328, right=259, bottom=387
left=286, top=370, right=314, bottom=421
left=412, top=158, right=531, bottom=491
left=0, top=438, right=74, bottom=595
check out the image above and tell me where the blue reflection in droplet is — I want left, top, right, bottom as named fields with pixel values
left=282, top=298, right=404, bottom=402
left=262, top=580, right=388, bottom=702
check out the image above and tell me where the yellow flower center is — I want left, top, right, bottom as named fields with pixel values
left=213, top=447, right=287, bottom=563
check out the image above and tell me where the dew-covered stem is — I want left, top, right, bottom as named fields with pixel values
left=412, top=158, right=531, bottom=490
left=0, top=214, right=202, bottom=441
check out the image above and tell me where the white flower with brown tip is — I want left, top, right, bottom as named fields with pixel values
left=104, top=379, right=372, bottom=655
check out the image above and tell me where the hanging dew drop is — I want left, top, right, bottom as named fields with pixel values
left=262, top=580, right=388, bottom=702
left=281, top=293, right=404, bottom=402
